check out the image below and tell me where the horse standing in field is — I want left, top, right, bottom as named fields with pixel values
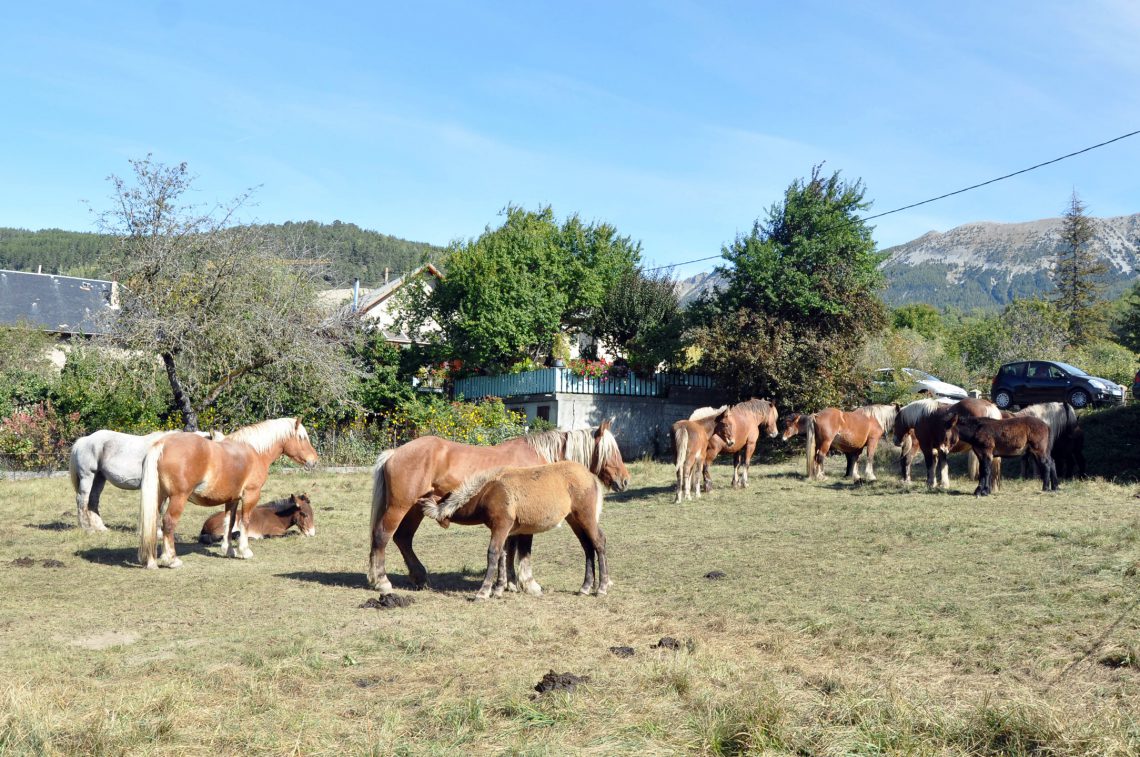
left=1014, top=403, right=1085, bottom=479
left=942, top=415, right=1058, bottom=496
left=69, top=428, right=223, bottom=532
left=199, top=493, right=315, bottom=543
left=801, top=408, right=884, bottom=481
left=368, top=420, right=629, bottom=595
left=419, top=455, right=627, bottom=600
left=704, top=399, right=779, bottom=489
left=672, top=406, right=726, bottom=502
left=138, top=418, right=318, bottom=569
left=898, top=399, right=1002, bottom=489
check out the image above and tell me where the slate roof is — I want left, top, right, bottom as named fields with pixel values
left=0, top=269, right=118, bottom=335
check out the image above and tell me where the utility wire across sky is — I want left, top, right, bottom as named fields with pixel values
left=644, top=127, right=1140, bottom=274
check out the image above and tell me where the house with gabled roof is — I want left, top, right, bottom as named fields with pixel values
left=0, top=269, right=118, bottom=335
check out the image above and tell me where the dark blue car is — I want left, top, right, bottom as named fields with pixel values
left=990, top=360, right=1125, bottom=410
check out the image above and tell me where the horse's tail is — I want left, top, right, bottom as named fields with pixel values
left=138, top=439, right=166, bottom=566
left=674, top=425, right=689, bottom=479
left=424, top=468, right=502, bottom=523
left=806, top=415, right=818, bottom=479
left=967, top=448, right=978, bottom=481
left=369, top=450, right=397, bottom=541
left=68, top=444, right=81, bottom=494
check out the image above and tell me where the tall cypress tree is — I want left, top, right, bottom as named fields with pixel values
left=1052, top=192, right=1107, bottom=345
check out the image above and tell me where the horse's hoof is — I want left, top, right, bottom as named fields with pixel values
left=524, top=582, right=543, bottom=597
left=144, top=560, right=158, bottom=570
left=472, top=593, right=490, bottom=602
left=239, top=549, right=254, bottom=560
left=492, top=587, right=506, bottom=598
left=164, top=557, right=183, bottom=569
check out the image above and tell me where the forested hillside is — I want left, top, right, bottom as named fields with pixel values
left=0, top=222, right=442, bottom=287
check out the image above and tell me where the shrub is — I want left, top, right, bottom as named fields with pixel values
left=0, top=401, right=87, bottom=471
left=382, top=395, right=529, bottom=447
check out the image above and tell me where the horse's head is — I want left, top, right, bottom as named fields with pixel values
left=714, top=409, right=737, bottom=447
left=780, top=413, right=805, bottom=441
left=283, top=419, right=319, bottom=471
left=935, top=411, right=961, bottom=454
left=763, top=402, right=780, bottom=438
left=593, top=418, right=630, bottom=492
left=290, top=493, right=316, bottom=537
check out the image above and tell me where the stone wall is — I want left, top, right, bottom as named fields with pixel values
left=504, top=386, right=732, bottom=460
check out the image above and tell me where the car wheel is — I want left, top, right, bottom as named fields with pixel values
left=1069, top=388, right=1091, bottom=409
left=993, top=389, right=1012, bottom=409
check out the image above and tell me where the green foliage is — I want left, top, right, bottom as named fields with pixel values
left=384, top=395, right=528, bottom=447
left=1065, top=339, right=1137, bottom=386
left=694, top=166, right=887, bottom=410
left=398, top=206, right=641, bottom=371
left=0, top=328, right=55, bottom=419
left=348, top=328, right=414, bottom=415
left=892, top=303, right=942, bottom=340
left=50, top=346, right=169, bottom=433
left=1112, top=280, right=1140, bottom=352
left=1052, top=192, right=1108, bottom=345
left=589, top=266, right=684, bottom=371
left=0, top=401, right=86, bottom=470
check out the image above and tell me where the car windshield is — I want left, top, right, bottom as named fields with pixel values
left=904, top=368, right=937, bottom=381
left=1052, top=362, right=1088, bottom=377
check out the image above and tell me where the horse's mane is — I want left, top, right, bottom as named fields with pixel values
left=1015, top=402, right=1077, bottom=448
left=227, top=417, right=308, bottom=454
left=263, top=496, right=301, bottom=514
left=690, top=405, right=728, bottom=421
left=735, top=399, right=773, bottom=414
left=896, top=399, right=946, bottom=429
left=523, top=426, right=619, bottom=474
left=856, top=404, right=898, bottom=435
left=426, top=467, right=505, bottom=522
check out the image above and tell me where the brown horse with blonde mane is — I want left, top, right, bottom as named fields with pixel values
left=419, top=456, right=626, bottom=600
left=138, top=418, right=319, bottom=569
left=368, top=420, right=629, bottom=594
left=943, top=414, right=1058, bottom=496
left=707, top=399, right=779, bottom=489
left=802, top=408, right=880, bottom=478
left=671, top=406, right=726, bottom=502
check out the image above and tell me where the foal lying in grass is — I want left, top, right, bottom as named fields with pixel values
left=199, top=493, right=315, bottom=543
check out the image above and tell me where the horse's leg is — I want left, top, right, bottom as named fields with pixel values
left=220, top=502, right=238, bottom=557
left=939, top=451, right=951, bottom=489
left=476, top=527, right=509, bottom=600
left=703, top=438, right=723, bottom=492
left=975, top=453, right=991, bottom=497
left=993, top=457, right=1002, bottom=492
left=816, top=438, right=831, bottom=480
left=235, top=492, right=261, bottom=560
left=923, top=447, right=936, bottom=488
left=492, top=545, right=509, bottom=598
left=504, top=536, right=520, bottom=592
left=741, top=440, right=756, bottom=487
left=158, top=493, right=187, bottom=568
left=845, top=451, right=859, bottom=480
left=592, top=525, right=611, bottom=595
left=565, top=518, right=597, bottom=595
left=84, top=473, right=109, bottom=532
left=393, top=508, right=429, bottom=590
left=514, top=534, right=542, bottom=596
left=368, top=503, right=409, bottom=594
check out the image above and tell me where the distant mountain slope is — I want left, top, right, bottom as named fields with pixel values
left=880, top=214, right=1140, bottom=310
left=0, top=222, right=443, bottom=288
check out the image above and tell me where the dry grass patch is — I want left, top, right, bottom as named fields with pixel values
left=1, top=458, right=1138, bottom=753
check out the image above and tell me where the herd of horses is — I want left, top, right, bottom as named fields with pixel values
left=60, top=393, right=1084, bottom=599
left=672, top=396, right=1083, bottom=501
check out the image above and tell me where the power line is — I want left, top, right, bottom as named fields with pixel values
left=645, top=127, right=1140, bottom=273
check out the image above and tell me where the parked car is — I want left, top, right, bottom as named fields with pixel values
left=873, top=367, right=968, bottom=399
left=990, top=360, right=1125, bottom=410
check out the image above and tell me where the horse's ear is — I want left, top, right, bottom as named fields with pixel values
left=294, top=418, right=302, bottom=430
left=892, top=403, right=900, bottom=410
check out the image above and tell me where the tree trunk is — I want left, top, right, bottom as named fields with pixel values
left=162, top=352, right=199, bottom=431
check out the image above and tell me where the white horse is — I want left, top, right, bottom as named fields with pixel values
left=69, top=429, right=222, bottom=532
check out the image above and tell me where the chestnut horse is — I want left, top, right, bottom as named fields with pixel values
left=672, top=406, right=725, bottom=502
left=419, top=455, right=627, bottom=600
left=199, top=493, right=315, bottom=543
left=138, top=418, right=318, bottom=569
left=804, top=408, right=883, bottom=481
left=368, top=420, right=629, bottom=594
left=892, top=398, right=1000, bottom=487
left=944, top=415, right=1058, bottom=496
left=707, top=399, right=779, bottom=489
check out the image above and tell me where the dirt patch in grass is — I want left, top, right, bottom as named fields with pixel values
left=703, top=570, right=727, bottom=580
left=609, top=646, right=635, bottom=658
left=359, top=594, right=414, bottom=609
left=10, top=556, right=36, bottom=567
left=71, top=631, right=139, bottom=650
left=533, top=670, right=589, bottom=695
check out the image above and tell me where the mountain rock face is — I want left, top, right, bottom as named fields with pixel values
left=675, top=271, right=725, bottom=306
left=879, top=214, right=1140, bottom=310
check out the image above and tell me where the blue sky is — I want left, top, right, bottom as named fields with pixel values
left=3, top=1, right=1139, bottom=275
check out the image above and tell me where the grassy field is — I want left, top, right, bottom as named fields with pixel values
left=1, top=455, right=1138, bottom=755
